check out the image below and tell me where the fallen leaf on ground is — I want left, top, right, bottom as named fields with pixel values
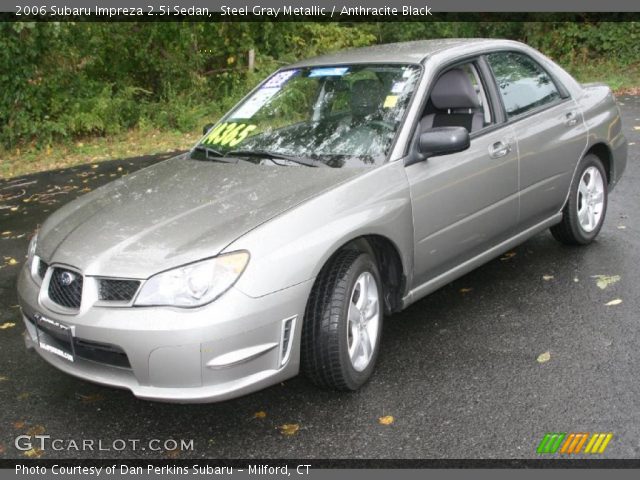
left=542, top=275, right=554, bottom=281
left=26, top=425, right=45, bottom=436
left=166, top=448, right=180, bottom=459
left=459, top=288, right=473, bottom=294
left=537, top=351, right=551, bottom=363
left=0, top=444, right=5, bottom=454
left=378, top=415, right=395, bottom=425
left=0, top=376, right=8, bottom=382
left=591, top=275, right=621, bottom=289
left=13, top=421, right=26, bottom=429
left=0, top=322, right=16, bottom=330
left=17, top=392, right=31, bottom=401
left=77, top=393, right=104, bottom=404
left=278, top=424, right=300, bottom=436
left=23, top=448, right=43, bottom=458
left=605, top=299, right=622, bottom=306
left=500, top=252, right=517, bottom=261
left=254, top=411, right=267, bottom=419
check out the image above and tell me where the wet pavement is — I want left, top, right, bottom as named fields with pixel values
left=0, top=97, right=639, bottom=460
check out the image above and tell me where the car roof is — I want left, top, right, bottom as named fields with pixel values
left=287, top=38, right=514, bottom=67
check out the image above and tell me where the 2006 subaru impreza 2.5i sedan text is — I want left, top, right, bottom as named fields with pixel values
left=17, top=39, right=627, bottom=403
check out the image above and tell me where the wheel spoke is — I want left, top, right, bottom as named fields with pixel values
left=360, top=329, right=372, bottom=360
left=578, top=206, right=589, bottom=226
left=587, top=206, right=596, bottom=230
left=349, top=326, right=360, bottom=361
left=592, top=191, right=604, bottom=204
left=578, top=181, right=589, bottom=198
left=348, top=303, right=361, bottom=327
left=586, top=168, right=596, bottom=191
left=364, top=297, right=379, bottom=322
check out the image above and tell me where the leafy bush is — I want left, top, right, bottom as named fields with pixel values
left=0, top=21, right=637, bottom=150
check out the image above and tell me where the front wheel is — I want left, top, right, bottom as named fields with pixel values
left=301, top=250, right=383, bottom=391
left=551, top=154, right=608, bottom=245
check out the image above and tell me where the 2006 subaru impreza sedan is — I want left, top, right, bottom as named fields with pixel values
left=18, top=39, right=627, bottom=402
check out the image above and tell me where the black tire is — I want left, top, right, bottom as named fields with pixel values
left=550, top=154, right=608, bottom=246
left=301, top=250, right=383, bottom=391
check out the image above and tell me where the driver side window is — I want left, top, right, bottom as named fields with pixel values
left=420, top=62, right=493, bottom=134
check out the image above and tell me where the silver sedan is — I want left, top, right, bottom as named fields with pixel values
left=17, top=39, right=627, bottom=402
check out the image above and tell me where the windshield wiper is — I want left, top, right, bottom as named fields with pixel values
left=227, top=149, right=326, bottom=168
left=191, top=145, right=238, bottom=164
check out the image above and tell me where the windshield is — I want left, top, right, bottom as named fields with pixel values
left=192, top=64, right=421, bottom=168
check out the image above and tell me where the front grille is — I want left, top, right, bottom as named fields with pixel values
left=48, top=267, right=83, bottom=309
left=99, top=279, right=140, bottom=302
left=37, top=259, right=48, bottom=279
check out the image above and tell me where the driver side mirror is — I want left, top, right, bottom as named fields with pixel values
left=202, top=123, right=214, bottom=135
left=418, top=126, right=470, bottom=158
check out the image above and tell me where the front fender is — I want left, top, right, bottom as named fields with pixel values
left=225, top=161, right=414, bottom=298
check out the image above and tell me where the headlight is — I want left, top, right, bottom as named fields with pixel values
left=27, top=232, right=38, bottom=262
left=134, top=251, right=249, bottom=307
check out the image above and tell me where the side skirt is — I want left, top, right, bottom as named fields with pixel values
left=401, top=213, right=562, bottom=309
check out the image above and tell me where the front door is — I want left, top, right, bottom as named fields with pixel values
left=405, top=61, right=519, bottom=288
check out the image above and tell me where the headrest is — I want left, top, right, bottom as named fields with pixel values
left=350, top=79, right=386, bottom=118
left=431, top=68, right=480, bottom=110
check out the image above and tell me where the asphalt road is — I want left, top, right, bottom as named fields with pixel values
left=1, top=97, right=639, bottom=461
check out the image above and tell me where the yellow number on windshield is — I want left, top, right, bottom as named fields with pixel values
left=203, top=122, right=257, bottom=147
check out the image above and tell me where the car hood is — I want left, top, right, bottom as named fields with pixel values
left=38, top=155, right=362, bottom=278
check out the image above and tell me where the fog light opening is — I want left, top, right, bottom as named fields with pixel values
left=279, top=315, right=296, bottom=367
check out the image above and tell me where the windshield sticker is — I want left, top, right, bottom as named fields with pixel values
left=263, top=69, right=298, bottom=88
left=391, top=81, right=407, bottom=94
left=202, top=122, right=257, bottom=147
left=232, top=87, right=280, bottom=119
left=308, top=67, right=349, bottom=78
left=383, top=95, right=398, bottom=109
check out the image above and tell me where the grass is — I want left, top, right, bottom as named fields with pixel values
left=565, top=61, right=640, bottom=94
left=0, top=127, right=202, bottom=180
left=1, top=61, right=638, bottom=180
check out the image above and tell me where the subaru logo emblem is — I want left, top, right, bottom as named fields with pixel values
left=60, top=271, right=76, bottom=286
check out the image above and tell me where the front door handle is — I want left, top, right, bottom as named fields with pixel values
left=565, top=111, right=578, bottom=126
left=489, top=140, right=511, bottom=159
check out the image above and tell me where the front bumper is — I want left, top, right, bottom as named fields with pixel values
left=17, top=265, right=313, bottom=403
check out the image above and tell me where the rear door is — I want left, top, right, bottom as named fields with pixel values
left=485, top=52, right=588, bottom=228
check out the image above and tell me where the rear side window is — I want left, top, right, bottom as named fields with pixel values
left=487, top=52, right=561, bottom=118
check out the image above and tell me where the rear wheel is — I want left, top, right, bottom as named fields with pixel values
left=301, top=250, right=383, bottom=391
left=551, top=154, right=608, bottom=245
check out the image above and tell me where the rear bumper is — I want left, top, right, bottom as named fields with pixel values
left=18, top=265, right=313, bottom=403
left=609, top=130, right=627, bottom=191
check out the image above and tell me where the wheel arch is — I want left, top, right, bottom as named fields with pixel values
left=585, top=142, right=612, bottom=185
left=314, top=234, right=407, bottom=315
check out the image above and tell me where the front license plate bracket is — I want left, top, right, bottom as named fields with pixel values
left=34, top=313, right=75, bottom=362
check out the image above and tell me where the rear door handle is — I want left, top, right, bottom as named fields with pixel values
left=565, top=111, right=578, bottom=126
left=489, top=140, right=511, bottom=159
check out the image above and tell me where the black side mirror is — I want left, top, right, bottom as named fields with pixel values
left=202, top=123, right=214, bottom=136
left=418, top=126, right=470, bottom=158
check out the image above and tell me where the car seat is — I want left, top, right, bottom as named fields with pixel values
left=421, top=68, right=484, bottom=132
